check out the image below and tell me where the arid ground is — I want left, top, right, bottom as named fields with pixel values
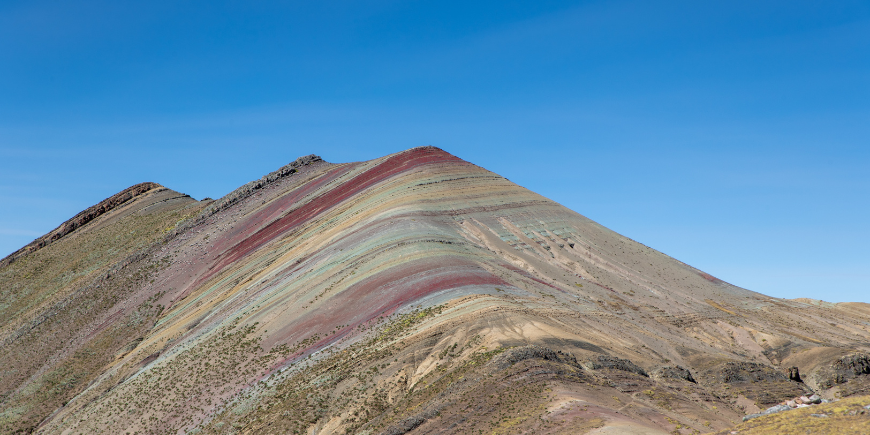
left=2, top=147, right=868, bottom=434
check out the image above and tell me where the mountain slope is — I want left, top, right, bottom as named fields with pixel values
left=2, top=147, right=869, bottom=434
left=0, top=184, right=203, bottom=433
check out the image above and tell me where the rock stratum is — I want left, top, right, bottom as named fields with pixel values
left=1, top=146, right=869, bottom=435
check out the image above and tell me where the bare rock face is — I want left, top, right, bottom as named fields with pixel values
left=707, top=361, right=789, bottom=384
left=492, top=345, right=582, bottom=370
left=652, top=365, right=697, bottom=383
left=815, top=353, right=870, bottom=388
left=787, top=366, right=802, bottom=382
left=833, top=354, right=870, bottom=378
left=582, top=355, right=648, bottom=377
left=701, top=361, right=813, bottom=407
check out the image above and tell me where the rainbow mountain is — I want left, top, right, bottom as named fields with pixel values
left=2, top=147, right=869, bottom=434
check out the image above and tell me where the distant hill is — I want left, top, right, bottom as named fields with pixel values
left=2, top=147, right=868, bottom=434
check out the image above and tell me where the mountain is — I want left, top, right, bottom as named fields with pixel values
left=2, top=146, right=868, bottom=435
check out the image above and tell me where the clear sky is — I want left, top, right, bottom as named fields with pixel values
left=1, top=0, right=868, bottom=302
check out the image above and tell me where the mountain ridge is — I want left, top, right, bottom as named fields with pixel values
left=1, top=146, right=869, bottom=434
left=0, top=182, right=166, bottom=267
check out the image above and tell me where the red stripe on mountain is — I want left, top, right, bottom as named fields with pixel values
left=182, top=164, right=358, bottom=297
left=204, top=147, right=467, bottom=285
left=207, top=163, right=357, bottom=261
left=263, top=256, right=507, bottom=359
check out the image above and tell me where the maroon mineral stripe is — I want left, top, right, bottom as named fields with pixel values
left=207, top=163, right=357, bottom=259
left=189, top=164, right=358, bottom=293
left=204, top=148, right=469, bottom=285
left=699, top=272, right=723, bottom=283
left=262, top=257, right=507, bottom=352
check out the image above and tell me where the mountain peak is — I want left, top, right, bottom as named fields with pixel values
left=0, top=182, right=165, bottom=267
left=3, top=149, right=868, bottom=435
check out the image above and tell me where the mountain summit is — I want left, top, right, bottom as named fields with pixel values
left=2, top=147, right=869, bottom=434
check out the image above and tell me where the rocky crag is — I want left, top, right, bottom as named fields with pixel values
left=1, top=147, right=869, bottom=434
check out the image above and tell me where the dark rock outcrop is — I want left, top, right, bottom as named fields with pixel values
left=833, top=354, right=870, bottom=377
left=652, top=365, right=696, bottom=383
left=380, top=408, right=441, bottom=435
left=813, top=353, right=870, bottom=389
left=491, top=345, right=582, bottom=370
left=787, top=366, right=802, bottom=382
left=701, top=361, right=814, bottom=407
left=197, top=154, right=323, bottom=221
left=582, top=355, right=648, bottom=377
left=707, top=361, right=790, bottom=384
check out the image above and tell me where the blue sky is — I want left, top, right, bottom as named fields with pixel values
left=1, top=0, right=868, bottom=302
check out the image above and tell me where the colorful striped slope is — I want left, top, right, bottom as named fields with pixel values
left=3, top=147, right=870, bottom=435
